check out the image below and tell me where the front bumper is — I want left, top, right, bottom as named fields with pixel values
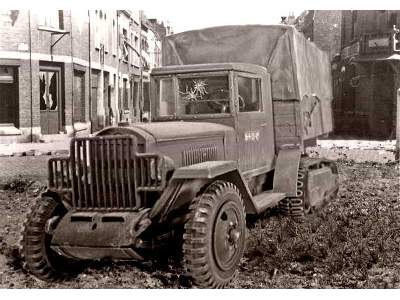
left=51, top=209, right=151, bottom=261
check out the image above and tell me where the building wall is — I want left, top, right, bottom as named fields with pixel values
left=293, top=10, right=399, bottom=138
left=292, top=10, right=341, bottom=60
left=334, top=10, right=400, bottom=138
left=313, top=11, right=342, bottom=59
left=342, top=10, right=400, bottom=48
left=0, top=9, right=165, bottom=143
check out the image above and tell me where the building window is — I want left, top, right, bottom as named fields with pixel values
left=0, top=66, right=18, bottom=127
left=134, top=35, right=139, bottom=48
left=122, top=28, right=129, bottom=62
left=40, top=71, right=59, bottom=111
left=94, top=11, right=100, bottom=48
left=39, top=68, right=62, bottom=134
left=94, top=10, right=108, bottom=51
left=104, top=13, right=108, bottom=53
left=112, top=19, right=116, bottom=56
left=130, top=32, right=134, bottom=65
left=38, top=10, right=64, bottom=30
left=142, top=36, right=149, bottom=54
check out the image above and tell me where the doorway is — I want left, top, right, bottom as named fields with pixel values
left=73, top=70, right=85, bottom=123
left=0, top=66, right=18, bottom=127
left=40, top=68, right=62, bottom=134
left=91, top=71, right=99, bottom=131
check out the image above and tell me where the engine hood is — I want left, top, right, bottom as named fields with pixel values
left=107, top=121, right=234, bottom=143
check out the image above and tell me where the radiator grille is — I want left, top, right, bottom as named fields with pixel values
left=49, top=157, right=71, bottom=190
left=68, top=135, right=165, bottom=210
left=183, top=145, right=218, bottom=166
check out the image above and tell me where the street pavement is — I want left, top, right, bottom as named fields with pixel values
left=0, top=138, right=396, bottom=187
left=0, top=155, right=51, bottom=184
left=0, top=136, right=70, bottom=185
left=0, top=139, right=70, bottom=157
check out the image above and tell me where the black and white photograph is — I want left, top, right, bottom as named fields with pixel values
left=0, top=0, right=399, bottom=292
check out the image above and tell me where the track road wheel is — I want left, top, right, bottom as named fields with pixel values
left=20, top=196, right=77, bottom=281
left=183, top=181, right=246, bottom=288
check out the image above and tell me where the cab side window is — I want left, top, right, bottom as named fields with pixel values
left=237, top=76, right=262, bottom=112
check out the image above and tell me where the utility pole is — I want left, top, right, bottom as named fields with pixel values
left=138, top=10, right=144, bottom=122
left=70, top=10, right=75, bottom=135
left=88, top=10, right=92, bottom=133
left=122, top=12, right=143, bottom=122
left=116, top=10, right=120, bottom=124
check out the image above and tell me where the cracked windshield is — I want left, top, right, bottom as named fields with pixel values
left=178, top=76, right=230, bottom=115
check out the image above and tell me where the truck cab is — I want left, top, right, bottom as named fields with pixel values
left=150, top=62, right=275, bottom=175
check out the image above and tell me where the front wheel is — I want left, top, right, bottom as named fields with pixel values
left=20, top=196, right=78, bottom=281
left=183, top=181, right=246, bottom=288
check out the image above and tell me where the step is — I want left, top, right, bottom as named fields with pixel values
left=252, top=192, right=287, bottom=214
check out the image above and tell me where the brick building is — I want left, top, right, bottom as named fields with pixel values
left=288, top=10, right=342, bottom=60
left=0, top=10, right=167, bottom=143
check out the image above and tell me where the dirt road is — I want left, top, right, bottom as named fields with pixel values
left=0, top=147, right=399, bottom=288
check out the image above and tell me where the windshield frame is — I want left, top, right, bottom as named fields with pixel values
left=152, top=71, right=234, bottom=121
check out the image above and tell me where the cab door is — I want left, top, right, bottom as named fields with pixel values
left=234, top=72, right=275, bottom=174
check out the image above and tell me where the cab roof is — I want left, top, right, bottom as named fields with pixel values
left=151, top=62, right=268, bottom=76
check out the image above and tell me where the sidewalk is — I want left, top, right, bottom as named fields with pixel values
left=0, top=137, right=397, bottom=157
left=317, top=139, right=396, bottom=151
left=0, top=137, right=71, bottom=157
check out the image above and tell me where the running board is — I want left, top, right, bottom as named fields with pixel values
left=252, top=192, right=286, bottom=214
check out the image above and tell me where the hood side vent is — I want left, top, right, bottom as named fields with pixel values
left=183, top=145, right=218, bottom=166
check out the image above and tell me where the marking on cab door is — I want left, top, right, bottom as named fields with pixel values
left=244, top=131, right=260, bottom=142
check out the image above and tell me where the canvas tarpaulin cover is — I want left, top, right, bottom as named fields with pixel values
left=162, top=25, right=333, bottom=103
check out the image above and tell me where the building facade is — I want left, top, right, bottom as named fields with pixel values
left=297, top=10, right=341, bottom=60
left=291, top=10, right=399, bottom=139
left=333, top=10, right=400, bottom=138
left=0, top=10, right=167, bottom=143
left=286, top=10, right=342, bottom=60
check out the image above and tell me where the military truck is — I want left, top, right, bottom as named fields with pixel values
left=20, top=25, right=339, bottom=288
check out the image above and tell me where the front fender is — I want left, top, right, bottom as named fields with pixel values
left=149, top=161, right=257, bottom=222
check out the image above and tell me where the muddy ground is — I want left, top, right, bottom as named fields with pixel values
left=0, top=145, right=399, bottom=288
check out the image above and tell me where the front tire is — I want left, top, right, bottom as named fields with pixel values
left=20, top=196, right=77, bottom=281
left=183, top=181, right=246, bottom=288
